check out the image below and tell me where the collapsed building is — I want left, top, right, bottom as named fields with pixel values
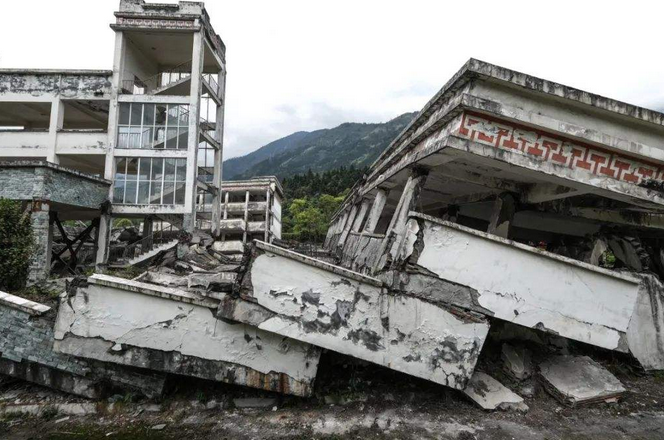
left=1, top=1, right=663, bottom=411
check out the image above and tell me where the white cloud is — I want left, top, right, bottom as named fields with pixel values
left=2, top=0, right=663, bottom=158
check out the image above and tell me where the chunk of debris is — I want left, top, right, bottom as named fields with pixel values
left=626, top=273, right=664, bottom=370
left=218, top=242, right=489, bottom=390
left=539, top=355, right=626, bottom=407
left=233, top=397, right=278, bottom=409
left=462, top=372, right=528, bottom=412
left=501, top=343, right=532, bottom=381
left=395, top=214, right=642, bottom=353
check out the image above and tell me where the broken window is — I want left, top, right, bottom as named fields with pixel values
left=113, top=157, right=187, bottom=205
left=117, top=103, right=189, bottom=149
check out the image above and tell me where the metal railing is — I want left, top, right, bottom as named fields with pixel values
left=120, top=60, right=193, bottom=95
left=202, top=74, right=220, bottom=97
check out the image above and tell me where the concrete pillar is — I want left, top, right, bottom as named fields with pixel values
left=95, top=214, right=112, bottom=267
left=264, top=188, right=271, bottom=242
left=487, top=193, right=516, bottom=239
left=364, top=188, right=388, bottom=233
left=242, top=190, right=250, bottom=244
left=338, top=204, right=358, bottom=248
left=352, top=199, right=371, bottom=232
left=28, top=201, right=52, bottom=285
left=183, top=30, right=205, bottom=233
left=211, top=70, right=225, bottom=238
left=47, top=99, right=65, bottom=164
left=374, top=169, right=428, bottom=273
left=104, top=30, right=126, bottom=183
left=142, top=216, right=154, bottom=252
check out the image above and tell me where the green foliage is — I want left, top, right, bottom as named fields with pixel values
left=281, top=167, right=359, bottom=243
left=0, top=199, right=34, bottom=291
left=113, top=218, right=139, bottom=228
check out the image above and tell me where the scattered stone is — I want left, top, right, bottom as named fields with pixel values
left=539, top=355, right=626, bottom=407
left=501, top=343, right=532, bottom=381
left=233, top=397, right=278, bottom=409
left=462, top=372, right=529, bottom=412
left=519, top=383, right=536, bottom=398
left=54, top=416, right=70, bottom=424
left=151, top=424, right=166, bottom=431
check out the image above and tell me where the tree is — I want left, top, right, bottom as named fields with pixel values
left=0, top=199, right=34, bottom=291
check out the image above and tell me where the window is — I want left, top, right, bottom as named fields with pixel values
left=117, top=103, right=189, bottom=150
left=114, top=157, right=187, bottom=205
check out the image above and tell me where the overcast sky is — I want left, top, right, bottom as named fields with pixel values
left=1, top=1, right=663, bottom=159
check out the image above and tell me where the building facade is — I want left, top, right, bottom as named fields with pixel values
left=211, top=177, right=283, bottom=256
left=0, top=0, right=226, bottom=279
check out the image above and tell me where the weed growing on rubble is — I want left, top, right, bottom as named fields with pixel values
left=0, top=198, right=34, bottom=291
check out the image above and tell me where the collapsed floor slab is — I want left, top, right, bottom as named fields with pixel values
left=0, top=289, right=165, bottom=399
left=217, top=241, right=490, bottom=390
left=462, top=371, right=528, bottom=412
left=391, top=213, right=642, bottom=353
left=53, top=275, right=321, bottom=397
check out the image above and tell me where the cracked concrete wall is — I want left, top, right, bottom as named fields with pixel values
left=626, top=273, right=664, bottom=370
left=53, top=275, right=321, bottom=396
left=0, top=164, right=109, bottom=209
left=397, top=213, right=641, bottom=352
left=0, top=299, right=164, bottom=399
left=219, top=244, right=489, bottom=390
left=0, top=72, right=111, bottom=99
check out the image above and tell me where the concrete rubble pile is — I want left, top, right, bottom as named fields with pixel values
left=3, top=59, right=664, bottom=414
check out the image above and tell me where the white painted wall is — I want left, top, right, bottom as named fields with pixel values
left=407, top=215, right=641, bottom=351
left=248, top=251, right=489, bottom=389
left=53, top=278, right=319, bottom=384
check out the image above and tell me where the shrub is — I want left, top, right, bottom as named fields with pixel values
left=0, top=199, right=34, bottom=291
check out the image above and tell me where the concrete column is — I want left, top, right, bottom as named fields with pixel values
left=142, top=216, right=154, bottom=252
left=352, top=199, right=371, bottom=232
left=363, top=188, right=388, bottom=233
left=28, top=201, right=52, bottom=285
left=487, top=193, right=516, bottom=239
left=104, top=30, right=125, bottom=183
left=264, top=188, right=271, bottom=242
left=95, top=214, right=112, bottom=267
left=47, top=99, right=65, bottom=164
left=223, top=191, right=229, bottom=219
left=374, top=169, right=428, bottom=273
left=242, top=190, right=250, bottom=244
left=211, top=69, right=226, bottom=237
left=338, top=204, right=358, bottom=248
left=183, top=30, right=205, bottom=233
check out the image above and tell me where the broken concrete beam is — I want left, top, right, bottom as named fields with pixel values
left=218, top=241, right=489, bottom=390
left=539, top=355, right=626, bottom=407
left=0, top=289, right=165, bottom=399
left=462, top=372, right=528, bottom=412
left=501, top=344, right=532, bottom=381
left=626, top=273, right=664, bottom=370
left=395, top=213, right=641, bottom=352
left=53, top=274, right=321, bottom=397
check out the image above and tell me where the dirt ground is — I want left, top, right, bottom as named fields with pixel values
left=3, top=348, right=664, bottom=440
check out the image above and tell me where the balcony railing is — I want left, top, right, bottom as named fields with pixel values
left=202, top=74, right=220, bottom=97
left=121, top=60, right=193, bottom=95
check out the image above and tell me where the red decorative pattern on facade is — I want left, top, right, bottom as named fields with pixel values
left=116, top=17, right=195, bottom=29
left=458, top=113, right=664, bottom=185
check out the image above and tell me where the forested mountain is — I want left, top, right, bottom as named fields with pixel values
left=281, top=166, right=366, bottom=242
left=223, top=112, right=416, bottom=180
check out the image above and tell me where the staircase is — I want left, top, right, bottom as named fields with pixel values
left=109, top=224, right=180, bottom=269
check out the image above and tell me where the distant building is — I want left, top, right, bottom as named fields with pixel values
left=210, top=177, right=283, bottom=256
